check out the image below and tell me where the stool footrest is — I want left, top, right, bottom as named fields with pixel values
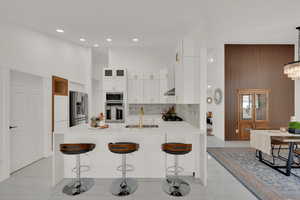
left=117, top=164, right=134, bottom=172
left=72, top=165, right=91, bottom=174
left=167, top=165, right=184, bottom=174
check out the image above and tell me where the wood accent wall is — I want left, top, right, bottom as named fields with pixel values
left=225, top=44, right=295, bottom=140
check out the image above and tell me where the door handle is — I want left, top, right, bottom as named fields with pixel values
left=244, top=128, right=252, bottom=132
left=9, top=126, right=18, bottom=130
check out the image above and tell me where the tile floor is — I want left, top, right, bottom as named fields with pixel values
left=0, top=136, right=258, bottom=200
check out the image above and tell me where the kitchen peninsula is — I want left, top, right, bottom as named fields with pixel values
left=52, top=120, right=207, bottom=186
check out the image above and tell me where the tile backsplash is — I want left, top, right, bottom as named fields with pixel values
left=176, top=104, right=200, bottom=128
left=128, top=104, right=200, bottom=128
left=129, top=104, right=175, bottom=115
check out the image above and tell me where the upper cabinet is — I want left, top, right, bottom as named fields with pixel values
left=103, top=68, right=127, bottom=92
left=127, top=70, right=173, bottom=104
left=128, top=72, right=143, bottom=103
left=143, top=72, right=160, bottom=103
left=174, top=39, right=201, bottom=104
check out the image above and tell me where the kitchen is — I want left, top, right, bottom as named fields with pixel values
left=52, top=43, right=207, bottom=196
left=2, top=1, right=300, bottom=200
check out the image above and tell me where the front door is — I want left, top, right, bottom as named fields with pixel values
left=237, top=89, right=269, bottom=140
left=10, top=71, right=44, bottom=173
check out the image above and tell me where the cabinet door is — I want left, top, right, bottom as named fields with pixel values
left=103, top=79, right=114, bottom=91
left=143, top=79, right=152, bottom=103
left=115, top=69, right=126, bottom=78
left=114, top=79, right=127, bottom=92
left=151, top=79, right=160, bottom=103
left=143, top=79, right=160, bottom=104
left=182, top=57, right=196, bottom=103
left=103, top=68, right=113, bottom=78
left=128, top=79, right=143, bottom=103
left=160, top=79, right=168, bottom=103
left=175, top=63, right=184, bottom=103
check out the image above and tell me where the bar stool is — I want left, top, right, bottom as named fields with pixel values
left=60, top=143, right=96, bottom=196
left=162, top=143, right=192, bottom=197
left=108, top=142, right=139, bottom=196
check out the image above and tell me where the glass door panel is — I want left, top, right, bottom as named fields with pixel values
left=255, top=93, right=268, bottom=121
left=240, top=94, right=253, bottom=120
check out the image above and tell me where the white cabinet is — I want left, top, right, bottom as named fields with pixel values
left=128, top=73, right=143, bottom=103
left=143, top=73, right=160, bottom=103
left=159, top=78, right=168, bottom=103
left=143, top=79, right=160, bottom=103
left=175, top=39, right=201, bottom=104
left=103, top=68, right=127, bottom=92
left=127, top=70, right=176, bottom=104
left=54, top=95, right=69, bottom=131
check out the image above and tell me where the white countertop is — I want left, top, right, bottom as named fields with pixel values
left=54, top=120, right=203, bottom=135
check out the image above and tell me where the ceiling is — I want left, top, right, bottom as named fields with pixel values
left=1, top=0, right=300, bottom=48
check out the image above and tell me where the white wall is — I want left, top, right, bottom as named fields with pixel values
left=0, top=23, right=91, bottom=84
left=0, top=23, right=92, bottom=180
left=206, top=24, right=297, bottom=140
left=108, top=46, right=174, bottom=73
left=91, top=48, right=109, bottom=116
left=0, top=67, right=10, bottom=181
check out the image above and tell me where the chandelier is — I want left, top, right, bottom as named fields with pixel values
left=284, top=27, right=300, bottom=80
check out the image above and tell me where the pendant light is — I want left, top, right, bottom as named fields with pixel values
left=284, top=27, right=300, bottom=80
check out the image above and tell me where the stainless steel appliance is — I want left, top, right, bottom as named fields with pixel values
left=105, top=92, right=124, bottom=123
left=70, top=91, right=88, bottom=127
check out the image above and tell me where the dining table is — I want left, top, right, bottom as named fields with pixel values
left=250, top=129, right=300, bottom=176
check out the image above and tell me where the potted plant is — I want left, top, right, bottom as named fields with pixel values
left=288, top=121, right=300, bottom=134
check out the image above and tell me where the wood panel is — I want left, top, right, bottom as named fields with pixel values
left=225, top=44, right=294, bottom=140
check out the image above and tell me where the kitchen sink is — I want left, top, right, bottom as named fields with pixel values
left=125, top=124, right=159, bottom=128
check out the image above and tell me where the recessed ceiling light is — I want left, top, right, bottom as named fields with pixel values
left=106, top=38, right=112, bottom=42
left=132, top=38, right=139, bottom=42
left=93, top=44, right=99, bottom=48
left=56, top=29, right=64, bottom=33
left=79, top=38, right=86, bottom=42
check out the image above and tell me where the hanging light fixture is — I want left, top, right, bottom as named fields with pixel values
left=284, top=27, right=300, bottom=80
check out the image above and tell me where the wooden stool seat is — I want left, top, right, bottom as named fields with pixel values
left=162, top=143, right=192, bottom=155
left=60, top=143, right=96, bottom=155
left=108, top=142, right=139, bottom=154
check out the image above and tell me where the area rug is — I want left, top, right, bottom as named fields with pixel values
left=208, top=147, right=300, bottom=200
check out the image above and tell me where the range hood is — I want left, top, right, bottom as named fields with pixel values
left=164, top=88, right=175, bottom=96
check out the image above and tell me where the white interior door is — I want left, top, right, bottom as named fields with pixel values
left=10, top=71, right=44, bottom=173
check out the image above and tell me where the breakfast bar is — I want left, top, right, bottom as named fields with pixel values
left=52, top=121, right=206, bottom=186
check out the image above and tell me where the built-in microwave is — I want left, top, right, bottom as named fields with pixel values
left=106, top=92, right=123, bottom=101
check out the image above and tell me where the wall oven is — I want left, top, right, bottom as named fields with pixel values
left=70, top=91, right=88, bottom=127
left=105, top=92, right=124, bottom=123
